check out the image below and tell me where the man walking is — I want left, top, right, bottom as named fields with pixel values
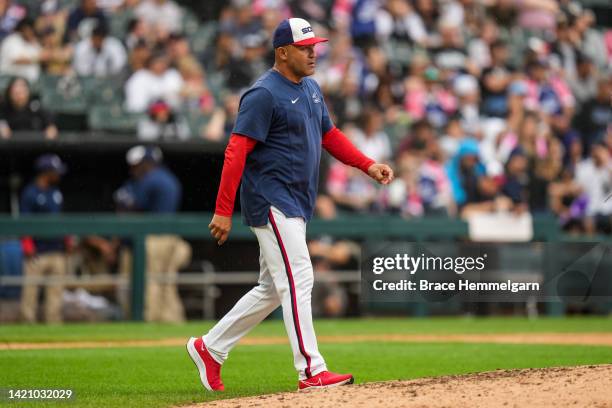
left=187, top=18, right=393, bottom=391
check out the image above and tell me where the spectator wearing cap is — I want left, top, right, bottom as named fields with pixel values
left=453, top=74, right=481, bottom=137
left=118, top=145, right=190, bottom=322
left=19, top=154, right=69, bottom=323
left=0, top=77, right=58, bottom=140
left=125, top=51, right=184, bottom=112
left=137, top=99, right=190, bottom=140
left=446, top=138, right=502, bottom=218
left=134, top=0, right=184, bottom=38
left=72, top=22, right=128, bottom=77
left=66, top=0, right=108, bottom=43
left=0, top=18, right=47, bottom=83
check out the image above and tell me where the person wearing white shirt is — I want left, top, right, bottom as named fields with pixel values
left=124, top=52, right=184, bottom=112
left=575, top=141, right=612, bottom=233
left=0, top=18, right=44, bottom=83
left=134, top=0, right=183, bottom=35
left=72, top=23, right=127, bottom=77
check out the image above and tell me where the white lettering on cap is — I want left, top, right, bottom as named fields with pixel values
left=288, top=18, right=315, bottom=43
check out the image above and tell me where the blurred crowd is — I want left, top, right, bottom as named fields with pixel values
left=0, top=0, right=610, bottom=236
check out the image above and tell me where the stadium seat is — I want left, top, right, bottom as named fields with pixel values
left=39, top=74, right=88, bottom=115
left=189, top=21, right=218, bottom=55
left=185, top=110, right=211, bottom=139
left=206, top=72, right=226, bottom=100
left=181, top=10, right=201, bottom=37
left=109, top=9, right=135, bottom=40
left=87, top=104, right=141, bottom=134
left=81, top=76, right=124, bottom=106
left=0, top=75, right=13, bottom=96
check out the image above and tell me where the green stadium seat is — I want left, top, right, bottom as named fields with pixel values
left=189, top=21, right=218, bottom=54
left=109, top=9, right=135, bottom=39
left=39, top=75, right=88, bottom=115
left=58, top=0, right=78, bottom=8
left=88, top=104, right=141, bottom=134
left=0, top=75, right=14, bottom=96
left=185, top=110, right=211, bottom=138
left=206, top=72, right=226, bottom=100
left=181, top=10, right=200, bottom=37
left=81, top=76, right=124, bottom=105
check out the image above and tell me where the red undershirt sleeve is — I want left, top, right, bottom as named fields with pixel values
left=322, top=126, right=375, bottom=174
left=214, top=133, right=257, bottom=216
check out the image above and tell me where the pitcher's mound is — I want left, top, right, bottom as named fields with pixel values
left=182, top=364, right=612, bottom=408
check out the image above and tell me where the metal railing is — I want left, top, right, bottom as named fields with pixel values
left=1, top=213, right=609, bottom=319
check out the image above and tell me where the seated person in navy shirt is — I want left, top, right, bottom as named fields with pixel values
left=118, top=145, right=191, bottom=322
left=19, top=154, right=68, bottom=323
left=65, top=0, right=108, bottom=43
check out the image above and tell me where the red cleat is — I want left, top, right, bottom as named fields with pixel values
left=186, top=337, right=224, bottom=391
left=298, top=371, right=354, bottom=390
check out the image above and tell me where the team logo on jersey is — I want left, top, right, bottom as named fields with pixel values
left=312, top=92, right=321, bottom=103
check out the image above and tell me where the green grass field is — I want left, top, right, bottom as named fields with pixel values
left=1, top=317, right=611, bottom=408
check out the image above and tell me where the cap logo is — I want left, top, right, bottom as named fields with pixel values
left=272, top=18, right=328, bottom=48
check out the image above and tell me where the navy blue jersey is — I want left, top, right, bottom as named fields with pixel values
left=132, top=166, right=181, bottom=213
left=20, top=183, right=64, bottom=253
left=233, top=69, right=334, bottom=226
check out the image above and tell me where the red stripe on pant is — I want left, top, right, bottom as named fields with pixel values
left=268, top=209, right=313, bottom=378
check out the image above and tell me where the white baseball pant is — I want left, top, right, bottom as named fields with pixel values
left=202, top=206, right=327, bottom=379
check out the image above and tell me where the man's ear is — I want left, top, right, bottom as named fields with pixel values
left=277, top=46, right=289, bottom=61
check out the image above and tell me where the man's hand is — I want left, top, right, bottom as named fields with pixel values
left=367, top=163, right=394, bottom=185
left=209, top=214, right=232, bottom=246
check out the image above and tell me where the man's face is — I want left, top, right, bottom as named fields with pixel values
left=150, top=57, right=168, bottom=75
left=283, top=44, right=316, bottom=77
left=130, top=163, right=145, bottom=178
left=45, top=170, right=61, bottom=185
left=91, top=34, right=104, bottom=50
left=492, top=45, right=508, bottom=64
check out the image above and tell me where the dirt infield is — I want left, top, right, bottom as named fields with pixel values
left=181, top=364, right=612, bottom=408
left=3, top=332, right=612, bottom=350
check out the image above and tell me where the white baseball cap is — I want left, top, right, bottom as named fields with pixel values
left=272, top=18, right=328, bottom=48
